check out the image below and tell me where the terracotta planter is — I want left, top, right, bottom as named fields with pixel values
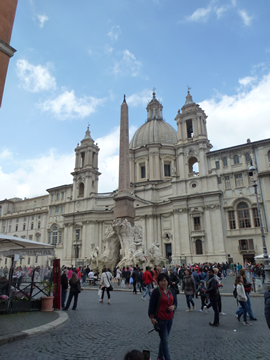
left=41, top=296, right=54, bottom=312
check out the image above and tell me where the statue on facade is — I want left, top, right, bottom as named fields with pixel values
left=146, top=241, right=164, bottom=264
left=89, top=243, right=99, bottom=268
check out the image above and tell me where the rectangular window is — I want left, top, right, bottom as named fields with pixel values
left=23, top=217, right=26, bottom=222
left=32, top=216, right=34, bottom=220
left=222, top=157, right=228, bottom=167
left=61, top=192, right=64, bottom=200
left=38, top=222, right=41, bottom=229
left=238, top=209, right=251, bottom=228
left=193, top=217, right=201, bottom=231
left=50, top=208, right=53, bottom=216
left=16, top=218, right=19, bottom=223
left=76, top=229, right=80, bottom=241
left=55, top=206, right=59, bottom=215
left=48, top=232, right=51, bottom=244
left=228, top=211, right=236, bottom=229
left=140, top=165, right=146, bottom=179
left=215, top=161, right=220, bottom=169
left=225, top=176, right=231, bottom=189
left=164, top=164, right=171, bottom=177
left=61, top=206, right=64, bottom=214
left=31, top=223, right=34, bottom=230
left=23, top=224, right=26, bottom=231
left=15, top=224, right=18, bottom=231
left=235, top=174, right=243, bottom=187
left=59, top=231, right=62, bottom=244
left=56, top=193, right=60, bottom=200
left=8, top=225, right=11, bottom=232
left=217, top=177, right=222, bottom=184
left=252, top=208, right=260, bottom=227
left=239, top=239, right=254, bottom=251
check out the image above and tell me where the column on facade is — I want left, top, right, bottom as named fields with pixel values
left=177, top=121, right=183, bottom=141
left=176, top=150, right=185, bottom=179
left=172, top=210, right=181, bottom=259
left=65, top=225, right=74, bottom=261
left=204, top=209, right=214, bottom=255
left=82, top=222, right=87, bottom=259
left=148, top=215, right=154, bottom=248
left=72, top=180, right=77, bottom=200
left=193, top=118, right=199, bottom=138
left=197, top=117, right=202, bottom=135
left=199, top=150, right=207, bottom=176
left=212, top=207, right=226, bottom=255
left=75, top=151, right=80, bottom=169
left=178, top=210, right=191, bottom=255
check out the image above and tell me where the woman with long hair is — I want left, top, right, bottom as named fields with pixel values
left=63, top=272, right=81, bottom=311
left=235, top=275, right=251, bottom=325
left=99, top=267, right=113, bottom=304
left=148, top=273, right=177, bottom=360
left=182, top=269, right=196, bottom=312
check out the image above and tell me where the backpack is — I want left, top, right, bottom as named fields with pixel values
left=233, top=287, right=237, bottom=298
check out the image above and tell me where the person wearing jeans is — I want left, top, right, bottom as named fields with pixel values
left=235, top=275, right=252, bottom=325
left=141, top=266, right=154, bottom=300
left=148, top=273, right=177, bottom=360
left=182, top=269, right=196, bottom=311
left=205, top=268, right=220, bottom=326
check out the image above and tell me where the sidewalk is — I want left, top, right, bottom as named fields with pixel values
left=0, top=310, right=69, bottom=346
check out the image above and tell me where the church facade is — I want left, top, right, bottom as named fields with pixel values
left=1, top=91, right=270, bottom=268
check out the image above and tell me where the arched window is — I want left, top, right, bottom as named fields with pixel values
left=188, top=157, right=199, bottom=176
left=195, top=239, right=203, bottom=255
left=237, top=202, right=251, bottom=228
left=233, top=155, right=239, bottom=164
left=79, top=183, right=84, bottom=196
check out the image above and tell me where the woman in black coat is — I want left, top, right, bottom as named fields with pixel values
left=169, top=270, right=179, bottom=295
left=63, top=272, right=81, bottom=310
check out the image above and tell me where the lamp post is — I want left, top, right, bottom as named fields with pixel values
left=249, top=166, right=270, bottom=291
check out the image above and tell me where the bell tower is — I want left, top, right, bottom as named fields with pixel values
left=174, top=91, right=212, bottom=178
left=71, top=126, right=100, bottom=200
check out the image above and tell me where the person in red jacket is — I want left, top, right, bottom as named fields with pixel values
left=141, top=266, right=154, bottom=301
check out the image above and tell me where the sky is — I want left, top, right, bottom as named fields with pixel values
left=1, top=0, right=270, bottom=200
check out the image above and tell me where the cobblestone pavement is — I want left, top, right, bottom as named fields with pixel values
left=0, top=311, right=58, bottom=336
left=0, top=283, right=268, bottom=360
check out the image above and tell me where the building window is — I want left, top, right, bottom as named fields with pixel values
left=215, top=161, right=220, bottom=170
left=233, top=155, right=240, bottom=164
left=252, top=208, right=260, bottom=227
left=28, top=257, right=30, bottom=265
left=56, top=193, right=60, bottom=200
left=75, top=246, right=80, bottom=259
left=29, top=235, right=33, bottom=240
left=61, top=192, right=64, bottom=200
left=23, top=217, right=26, bottom=222
left=8, top=225, right=11, bottom=232
left=61, top=206, right=64, bottom=214
left=16, top=218, right=19, bottom=223
left=9, top=219, right=12, bottom=224
left=32, top=216, right=34, bottom=220
left=59, top=231, right=62, bottom=244
left=186, top=119, right=193, bottom=138
left=31, top=222, right=34, bottom=230
left=51, top=194, right=54, bottom=202
left=193, top=217, right=201, bottom=231
left=195, top=239, right=203, bottom=255
left=164, top=164, right=171, bottom=177
left=15, top=224, right=18, bottom=231
left=50, top=208, right=53, bottom=216
left=55, top=206, right=59, bottom=215
left=222, top=157, right=227, bottom=167
left=217, top=177, right=222, bottom=184
left=2, top=225, right=5, bottom=232
left=48, top=232, right=51, bottom=244
left=140, top=165, right=146, bottom=179
left=239, top=239, right=254, bottom=251
left=245, top=153, right=252, bottom=165
left=225, top=176, right=231, bottom=189
left=228, top=211, right=236, bottom=229
left=52, top=226, right=58, bottom=245
left=36, top=234, right=40, bottom=242
left=79, top=183, right=84, bottom=196
left=237, top=202, right=251, bottom=228
left=235, top=173, right=243, bottom=187
left=23, top=223, right=26, bottom=231
left=38, top=222, right=40, bottom=229
left=76, top=229, right=80, bottom=241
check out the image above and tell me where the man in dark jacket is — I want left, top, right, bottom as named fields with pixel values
left=61, top=269, right=69, bottom=309
left=205, top=268, right=219, bottom=326
left=264, top=290, right=270, bottom=329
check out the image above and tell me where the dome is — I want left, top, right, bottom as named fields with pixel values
left=130, top=91, right=178, bottom=149
left=130, top=119, right=178, bottom=148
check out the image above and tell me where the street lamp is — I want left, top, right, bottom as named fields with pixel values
left=248, top=165, right=270, bottom=291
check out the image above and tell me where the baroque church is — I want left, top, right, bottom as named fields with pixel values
left=1, top=91, right=270, bottom=268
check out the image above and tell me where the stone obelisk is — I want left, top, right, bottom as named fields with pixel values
left=114, top=95, right=135, bottom=225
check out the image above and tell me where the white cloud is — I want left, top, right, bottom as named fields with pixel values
left=127, top=89, right=154, bottom=107
left=107, top=26, right=121, bottom=41
left=215, top=6, right=227, bottom=19
left=0, top=149, right=12, bottom=160
left=104, top=44, right=114, bottom=54
left=186, top=6, right=212, bottom=22
left=37, top=14, right=48, bottom=28
left=0, top=149, right=74, bottom=199
left=40, top=90, right=105, bottom=120
left=238, top=76, right=256, bottom=87
left=16, top=59, right=56, bottom=93
left=113, top=50, right=142, bottom=77
left=200, top=73, right=270, bottom=150
left=238, top=9, right=252, bottom=26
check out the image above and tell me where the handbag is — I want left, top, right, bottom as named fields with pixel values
left=77, top=281, right=81, bottom=293
left=106, top=272, right=113, bottom=291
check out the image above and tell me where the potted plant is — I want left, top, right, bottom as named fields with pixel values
left=0, top=295, right=9, bottom=312
left=40, top=280, right=55, bottom=312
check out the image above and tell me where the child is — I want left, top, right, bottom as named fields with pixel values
left=197, top=280, right=207, bottom=312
